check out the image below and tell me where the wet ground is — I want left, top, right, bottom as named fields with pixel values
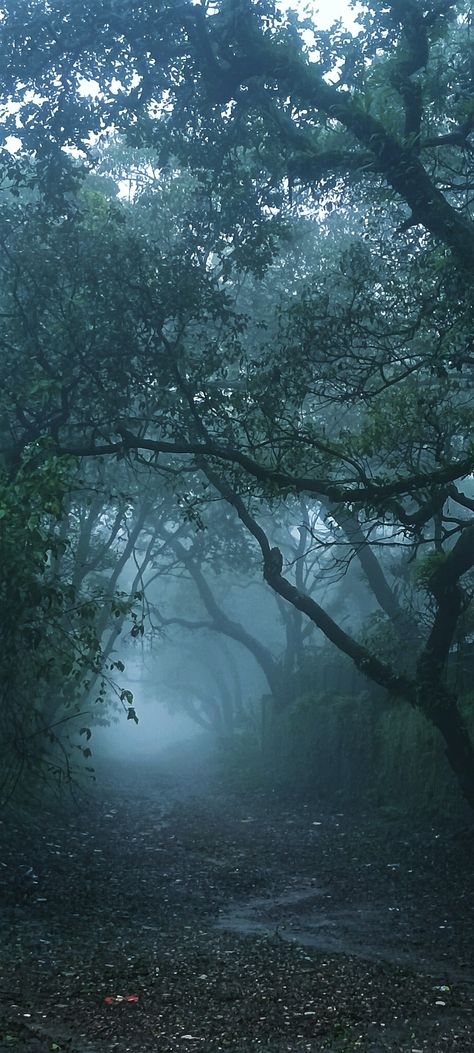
left=0, top=749, right=473, bottom=1052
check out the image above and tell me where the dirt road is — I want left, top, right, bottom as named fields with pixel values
left=0, top=752, right=473, bottom=1051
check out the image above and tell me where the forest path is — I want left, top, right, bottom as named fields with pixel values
left=0, top=748, right=473, bottom=1052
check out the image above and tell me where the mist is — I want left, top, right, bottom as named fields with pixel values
left=90, top=661, right=204, bottom=765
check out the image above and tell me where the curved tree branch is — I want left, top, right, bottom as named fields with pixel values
left=204, top=467, right=417, bottom=705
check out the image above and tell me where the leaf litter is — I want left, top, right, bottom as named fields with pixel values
left=0, top=754, right=473, bottom=1052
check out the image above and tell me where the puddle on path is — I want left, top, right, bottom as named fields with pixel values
left=216, top=881, right=474, bottom=982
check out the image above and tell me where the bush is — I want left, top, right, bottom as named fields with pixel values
left=220, top=689, right=474, bottom=817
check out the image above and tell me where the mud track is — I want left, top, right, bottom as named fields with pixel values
left=0, top=751, right=473, bottom=1052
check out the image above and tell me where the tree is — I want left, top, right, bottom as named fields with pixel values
left=1, top=2, right=474, bottom=807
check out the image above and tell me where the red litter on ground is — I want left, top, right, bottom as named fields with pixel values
left=104, top=995, right=139, bottom=1004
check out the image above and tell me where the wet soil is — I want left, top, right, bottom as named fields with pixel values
left=0, top=750, right=473, bottom=1052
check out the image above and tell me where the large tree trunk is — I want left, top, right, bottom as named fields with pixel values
left=415, top=534, right=474, bottom=810
left=420, top=690, right=474, bottom=812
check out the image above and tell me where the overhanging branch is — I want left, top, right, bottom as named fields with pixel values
left=56, top=429, right=474, bottom=508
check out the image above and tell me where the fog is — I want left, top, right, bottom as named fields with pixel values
left=90, top=655, right=207, bottom=765
left=91, top=701, right=202, bottom=762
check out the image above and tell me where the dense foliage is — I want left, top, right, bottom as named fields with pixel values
left=0, top=446, right=102, bottom=796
